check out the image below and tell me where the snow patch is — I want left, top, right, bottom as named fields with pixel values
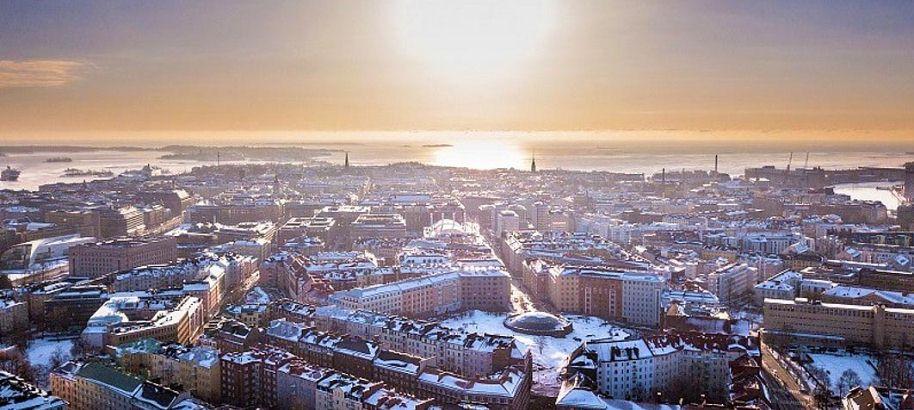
left=440, top=310, right=631, bottom=394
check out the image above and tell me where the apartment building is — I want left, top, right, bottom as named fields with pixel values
left=115, top=340, right=221, bottom=404
left=330, top=267, right=511, bottom=318
left=220, top=347, right=296, bottom=408
left=0, top=370, right=66, bottom=409
left=544, top=265, right=665, bottom=327
left=81, top=295, right=206, bottom=349
left=314, top=306, right=521, bottom=377
left=50, top=361, right=190, bottom=410
left=564, top=331, right=756, bottom=402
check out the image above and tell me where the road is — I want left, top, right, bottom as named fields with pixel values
left=760, top=341, right=815, bottom=409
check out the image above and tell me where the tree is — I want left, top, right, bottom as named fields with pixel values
left=535, top=336, right=547, bottom=355
left=47, top=346, right=68, bottom=371
left=836, top=369, right=863, bottom=395
left=630, top=382, right=646, bottom=402
left=876, top=354, right=914, bottom=389
left=0, top=350, right=34, bottom=383
left=812, top=384, right=832, bottom=409
left=807, top=365, right=829, bottom=386
left=70, top=338, right=93, bottom=360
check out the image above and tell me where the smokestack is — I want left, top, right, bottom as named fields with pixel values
left=714, top=155, right=718, bottom=174
left=661, top=168, right=665, bottom=184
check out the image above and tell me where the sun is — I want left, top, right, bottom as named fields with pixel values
left=391, top=0, right=556, bottom=79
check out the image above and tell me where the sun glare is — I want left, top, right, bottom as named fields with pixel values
left=391, top=0, right=555, bottom=79
left=431, top=139, right=528, bottom=169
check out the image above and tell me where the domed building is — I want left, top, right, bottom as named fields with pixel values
left=504, top=311, right=573, bottom=337
left=425, top=219, right=465, bottom=238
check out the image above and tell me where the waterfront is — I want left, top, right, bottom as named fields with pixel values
left=2, top=138, right=912, bottom=191
left=833, top=181, right=904, bottom=211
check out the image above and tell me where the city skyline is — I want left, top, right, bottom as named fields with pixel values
left=2, top=1, right=913, bottom=140
left=5, top=3, right=914, bottom=409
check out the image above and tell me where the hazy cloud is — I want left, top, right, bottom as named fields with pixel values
left=0, top=59, right=89, bottom=88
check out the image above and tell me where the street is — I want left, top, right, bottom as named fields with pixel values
left=760, top=341, right=815, bottom=409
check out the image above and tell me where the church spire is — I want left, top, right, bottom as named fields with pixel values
left=531, top=151, right=537, bottom=173
left=344, top=151, right=350, bottom=168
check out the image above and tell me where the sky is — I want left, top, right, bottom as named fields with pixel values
left=1, top=1, right=913, bottom=143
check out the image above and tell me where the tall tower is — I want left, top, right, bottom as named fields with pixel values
left=344, top=152, right=350, bottom=168
left=714, top=154, right=718, bottom=174
left=530, top=152, right=537, bottom=173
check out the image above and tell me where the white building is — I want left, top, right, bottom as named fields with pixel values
left=566, top=332, right=756, bottom=402
left=621, top=273, right=665, bottom=328
left=495, top=210, right=520, bottom=238
left=707, top=263, right=757, bottom=305
left=752, top=270, right=801, bottom=305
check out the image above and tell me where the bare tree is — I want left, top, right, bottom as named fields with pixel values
left=47, top=346, right=68, bottom=371
left=876, top=354, right=914, bottom=389
left=0, top=350, right=35, bottom=382
left=70, top=338, right=93, bottom=360
left=812, top=384, right=832, bottom=409
left=807, top=365, right=829, bottom=387
left=836, top=369, right=863, bottom=395
left=630, top=382, right=646, bottom=402
left=535, top=335, right=547, bottom=354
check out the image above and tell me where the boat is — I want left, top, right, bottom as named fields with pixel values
left=45, top=156, right=73, bottom=163
left=1, top=166, right=21, bottom=181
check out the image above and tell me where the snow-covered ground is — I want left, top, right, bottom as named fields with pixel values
left=807, top=352, right=877, bottom=396
left=26, top=337, right=74, bottom=368
left=440, top=310, right=632, bottom=394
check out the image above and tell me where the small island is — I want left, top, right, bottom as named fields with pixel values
left=45, top=156, right=73, bottom=163
left=62, top=168, right=114, bottom=178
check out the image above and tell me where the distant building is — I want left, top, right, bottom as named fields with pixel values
left=69, top=236, right=177, bottom=278
left=0, top=297, right=29, bottom=334
left=350, top=213, right=408, bottom=242
left=707, top=263, right=758, bottom=306
left=0, top=234, right=95, bottom=285
left=98, top=206, right=146, bottom=238
left=495, top=210, right=520, bottom=238
left=905, top=162, right=914, bottom=202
